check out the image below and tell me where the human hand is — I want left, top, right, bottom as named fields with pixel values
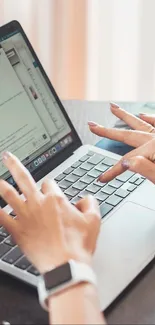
left=89, top=103, right=155, bottom=148
left=94, top=137, right=155, bottom=183
left=0, top=152, right=101, bottom=274
left=88, top=103, right=155, bottom=182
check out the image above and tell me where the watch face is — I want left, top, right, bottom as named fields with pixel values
left=44, top=262, right=72, bottom=290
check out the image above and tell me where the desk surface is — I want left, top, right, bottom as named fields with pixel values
left=1, top=262, right=155, bottom=325
left=1, top=100, right=155, bottom=324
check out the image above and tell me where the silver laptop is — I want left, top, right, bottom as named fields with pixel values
left=0, top=21, right=155, bottom=312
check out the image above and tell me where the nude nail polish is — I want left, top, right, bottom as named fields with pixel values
left=2, top=152, right=11, bottom=161
left=88, top=121, right=98, bottom=127
left=110, top=102, right=119, bottom=109
left=121, top=160, right=130, bottom=169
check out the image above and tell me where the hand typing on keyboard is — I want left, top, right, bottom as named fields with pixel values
left=89, top=103, right=155, bottom=183
left=0, top=152, right=101, bottom=274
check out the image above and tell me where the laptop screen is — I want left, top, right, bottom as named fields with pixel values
left=0, top=28, right=76, bottom=192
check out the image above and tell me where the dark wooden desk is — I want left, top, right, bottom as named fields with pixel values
left=106, top=260, right=155, bottom=324
left=0, top=272, right=48, bottom=325
left=0, top=261, right=155, bottom=324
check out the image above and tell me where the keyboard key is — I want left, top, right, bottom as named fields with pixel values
left=0, top=243, right=11, bottom=258
left=115, top=189, right=129, bottom=198
left=2, top=247, right=23, bottom=264
left=0, top=227, right=9, bottom=238
left=93, top=180, right=106, bottom=187
left=86, top=184, right=100, bottom=194
left=63, top=167, right=74, bottom=175
left=28, top=266, right=40, bottom=276
left=79, top=155, right=90, bottom=162
left=88, top=151, right=95, bottom=156
left=127, top=184, right=137, bottom=192
left=65, top=194, right=72, bottom=201
left=95, top=191, right=109, bottom=202
left=81, top=162, right=94, bottom=171
left=103, top=157, right=118, bottom=166
left=15, top=256, right=31, bottom=270
left=129, top=175, right=139, bottom=184
left=65, top=187, right=80, bottom=197
left=71, top=196, right=81, bottom=205
left=55, top=173, right=66, bottom=182
left=4, top=236, right=16, bottom=247
left=95, top=164, right=109, bottom=173
left=0, top=235, right=4, bottom=243
left=116, top=171, right=134, bottom=182
left=102, top=186, right=116, bottom=195
left=135, top=178, right=145, bottom=186
left=96, top=199, right=103, bottom=206
left=109, top=180, right=123, bottom=189
left=79, top=190, right=92, bottom=198
left=88, top=154, right=104, bottom=165
left=73, top=181, right=87, bottom=191
left=59, top=179, right=72, bottom=190
left=65, top=174, right=80, bottom=183
left=71, top=161, right=82, bottom=168
left=106, top=195, right=123, bottom=206
left=9, top=210, right=16, bottom=217
left=73, top=168, right=87, bottom=177
left=100, top=203, right=113, bottom=218
left=81, top=175, right=94, bottom=184
left=88, top=169, right=101, bottom=178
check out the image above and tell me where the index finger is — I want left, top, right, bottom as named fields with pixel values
left=99, top=147, right=139, bottom=182
left=89, top=125, right=153, bottom=147
left=110, top=103, right=154, bottom=132
left=2, top=152, right=40, bottom=199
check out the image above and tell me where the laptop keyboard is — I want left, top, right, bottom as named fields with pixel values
left=0, top=150, right=145, bottom=278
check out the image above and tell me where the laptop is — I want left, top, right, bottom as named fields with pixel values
left=0, top=20, right=155, bottom=311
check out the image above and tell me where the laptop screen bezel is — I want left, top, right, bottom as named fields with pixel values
left=0, top=20, right=82, bottom=183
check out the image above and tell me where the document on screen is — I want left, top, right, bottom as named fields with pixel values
left=0, top=48, right=51, bottom=176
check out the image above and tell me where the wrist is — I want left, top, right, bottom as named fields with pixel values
left=37, top=250, right=92, bottom=274
left=49, top=281, right=97, bottom=303
left=48, top=282, right=103, bottom=325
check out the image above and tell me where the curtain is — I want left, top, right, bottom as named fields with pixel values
left=0, top=0, right=155, bottom=101
left=0, top=0, right=87, bottom=99
left=86, top=0, right=155, bottom=101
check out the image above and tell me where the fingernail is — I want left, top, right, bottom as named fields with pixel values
left=121, top=159, right=130, bottom=169
left=139, top=112, right=146, bottom=116
left=110, top=102, right=119, bottom=109
left=2, top=151, right=11, bottom=161
left=88, top=121, right=98, bottom=127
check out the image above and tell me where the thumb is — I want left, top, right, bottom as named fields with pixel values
left=76, top=195, right=100, bottom=230
left=76, top=195, right=101, bottom=254
left=122, top=156, right=155, bottom=183
left=76, top=195, right=100, bottom=216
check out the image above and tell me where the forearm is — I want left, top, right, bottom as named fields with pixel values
left=48, top=283, right=106, bottom=325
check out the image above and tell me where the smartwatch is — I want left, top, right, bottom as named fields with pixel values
left=38, top=259, right=97, bottom=311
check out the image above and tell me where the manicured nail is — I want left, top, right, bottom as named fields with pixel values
left=88, top=121, right=98, bottom=127
left=110, top=102, right=119, bottom=109
left=139, top=112, right=146, bottom=116
left=121, top=159, right=130, bottom=169
left=2, top=152, right=11, bottom=161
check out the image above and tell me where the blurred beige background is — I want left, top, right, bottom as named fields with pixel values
left=1, top=0, right=155, bottom=102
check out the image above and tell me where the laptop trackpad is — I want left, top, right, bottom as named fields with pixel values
left=93, top=202, right=155, bottom=310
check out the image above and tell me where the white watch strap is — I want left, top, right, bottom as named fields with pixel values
left=38, top=260, right=97, bottom=312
